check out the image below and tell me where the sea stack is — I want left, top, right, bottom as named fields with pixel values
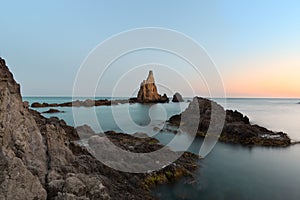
left=137, top=70, right=169, bottom=103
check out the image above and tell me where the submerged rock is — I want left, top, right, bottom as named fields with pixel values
left=42, top=108, right=65, bottom=113
left=172, top=92, right=184, bottom=102
left=168, top=97, right=291, bottom=147
left=137, top=70, right=169, bottom=103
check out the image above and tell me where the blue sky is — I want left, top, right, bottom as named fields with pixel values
left=1, top=0, right=299, bottom=97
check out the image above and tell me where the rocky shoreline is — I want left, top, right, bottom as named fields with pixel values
left=31, top=109, right=199, bottom=199
left=0, top=56, right=294, bottom=199
left=0, top=57, right=198, bottom=200
left=168, top=97, right=291, bottom=147
left=31, top=70, right=171, bottom=108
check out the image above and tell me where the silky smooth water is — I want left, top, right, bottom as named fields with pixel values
left=24, top=97, right=300, bottom=200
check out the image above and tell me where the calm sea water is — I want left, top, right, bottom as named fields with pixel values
left=24, top=97, right=300, bottom=200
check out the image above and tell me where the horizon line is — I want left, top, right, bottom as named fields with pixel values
left=22, top=95, right=300, bottom=99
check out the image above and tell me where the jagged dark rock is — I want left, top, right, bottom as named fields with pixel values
left=168, top=97, right=291, bottom=147
left=137, top=70, right=169, bottom=103
left=0, top=57, right=198, bottom=199
left=172, top=92, right=184, bottom=102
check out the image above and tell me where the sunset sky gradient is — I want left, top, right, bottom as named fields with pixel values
left=0, top=0, right=299, bottom=97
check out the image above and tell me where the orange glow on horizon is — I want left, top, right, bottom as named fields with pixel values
left=222, top=52, right=300, bottom=98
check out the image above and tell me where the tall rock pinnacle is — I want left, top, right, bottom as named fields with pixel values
left=137, top=70, right=169, bottom=103
left=146, top=70, right=155, bottom=83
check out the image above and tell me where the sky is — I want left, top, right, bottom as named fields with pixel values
left=0, top=0, right=299, bottom=97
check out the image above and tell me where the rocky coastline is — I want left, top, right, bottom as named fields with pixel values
left=31, top=70, right=170, bottom=108
left=168, top=97, right=291, bottom=147
left=0, top=56, right=294, bottom=199
left=0, top=57, right=198, bottom=200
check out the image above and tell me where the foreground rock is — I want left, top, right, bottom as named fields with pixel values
left=0, top=57, right=198, bottom=199
left=0, top=57, right=47, bottom=199
left=168, top=97, right=291, bottom=146
left=137, top=70, right=169, bottom=103
left=172, top=92, right=184, bottom=102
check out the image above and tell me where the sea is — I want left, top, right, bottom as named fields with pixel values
left=24, top=97, right=300, bottom=200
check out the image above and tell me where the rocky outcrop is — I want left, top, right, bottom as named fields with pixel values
left=30, top=71, right=170, bottom=107
left=31, top=99, right=137, bottom=108
left=137, top=70, right=169, bottom=103
left=168, top=97, right=291, bottom=146
left=172, top=92, right=184, bottom=102
left=0, top=57, right=198, bottom=199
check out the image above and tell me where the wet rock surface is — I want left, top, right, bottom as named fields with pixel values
left=0, top=57, right=198, bottom=199
left=168, top=97, right=291, bottom=146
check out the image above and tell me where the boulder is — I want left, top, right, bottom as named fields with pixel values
left=172, top=92, right=184, bottom=102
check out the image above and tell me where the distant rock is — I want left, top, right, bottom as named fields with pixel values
left=172, top=92, right=184, bottom=102
left=31, top=102, right=53, bottom=108
left=137, top=70, right=169, bottom=103
left=168, top=97, right=291, bottom=147
left=31, top=99, right=137, bottom=108
left=42, top=108, right=64, bottom=114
